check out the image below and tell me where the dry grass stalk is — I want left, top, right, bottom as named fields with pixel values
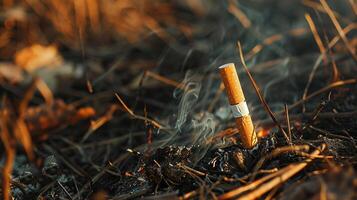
left=237, top=42, right=290, bottom=144
left=235, top=144, right=326, bottom=200
left=81, top=104, right=118, bottom=142
left=250, top=145, right=310, bottom=181
left=145, top=70, right=185, bottom=90
left=349, top=0, right=357, bottom=15
left=287, top=78, right=357, bottom=112
left=305, top=13, right=326, bottom=54
left=302, top=0, right=343, bottom=20
left=246, top=28, right=307, bottom=60
left=219, top=144, right=326, bottom=200
left=320, top=0, right=357, bottom=62
left=227, top=0, right=251, bottom=28
left=0, top=105, right=16, bottom=200
left=115, top=93, right=163, bottom=129
left=258, top=110, right=357, bottom=128
left=284, top=104, right=292, bottom=143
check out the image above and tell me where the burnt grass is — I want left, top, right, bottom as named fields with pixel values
left=1, top=0, right=357, bottom=200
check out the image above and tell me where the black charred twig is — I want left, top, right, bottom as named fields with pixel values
left=43, top=144, right=87, bottom=177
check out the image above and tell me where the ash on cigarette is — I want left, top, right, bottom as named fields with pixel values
left=1, top=0, right=357, bottom=199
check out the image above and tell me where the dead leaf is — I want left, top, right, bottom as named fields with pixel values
left=15, top=44, right=63, bottom=72
left=25, top=99, right=96, bottom=134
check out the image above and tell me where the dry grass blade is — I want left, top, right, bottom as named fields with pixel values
left=16, top=80, right=37, bottom=160
left=284, top=104, right=292, bottom=144
left=227, top=0, right=251, bottom=28
left=115, top=93, right=135, bottom=116
left=305, top=13, right=326, bottom=54
left=349, top=0, right=357, bottom=15
left=328, top=23, right=357, bottom=49
left=219, top=144, right=325, bottom=200
left=115, top=93, right=163, bottom=129
left=302, top=0, right=344, bottom=21
left=19, top=79, right=38, bottom=114
left=81, top=105, right=118, bottom=143
left=246, top=28, right=307, bottom=60
left=320, top=0, right=357, bottom=62
left=235, top=144, right=326, bottom=200
left=301, top=55, right=323, bottom=113
left=43, top=144, right=87, bottom=177
left=14, top=119, right=34, bottom=160
left=237, top=42, right=290, bottom=144
left=0, top=106, right=16, bottom=200
left=250, top=145, right=310, bottom=181
left=145, top=70, right=185, bottom=90
left=287, top=78, right=357, bottom=112
left=36, top=78, right=54, bottom=105
left=218, top=166, right=291, bottom=199
left=258, top=110, right=357, bottom=128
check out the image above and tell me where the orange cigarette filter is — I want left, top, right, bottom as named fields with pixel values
left=219, top=63, right=257, bottom=149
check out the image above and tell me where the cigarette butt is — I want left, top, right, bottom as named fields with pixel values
left=219, top=63, right=257, bottom=148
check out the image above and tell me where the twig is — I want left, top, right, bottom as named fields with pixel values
left=235, top=144, right=325, bottom=200
left=284, top=104, right=292, bottom=144
left=73, top=152, right=132, bottom=200
left=286, top=79, right=357, bottom=112
left=43, top=144, right=88, bottom=178
left=305, top=13, right=326, bottom=54
left=0, top=112, right=15, bottom=200
left=218, top=166, right=291, bottom=199
left=57, top=180, right=74, bottom=200
left=115, top=93, right=164, bottom=129
left=219, top=144, right=325, bottom=200
left=250, top=145, right=310, bottom=181
left=145, top=70, right=185, bottom=90
left=315, top=10, right=340, bottom=83
left=37, top=181, right=56, bottom=199
left=246, top=28, right=307, bottom=60
left=227, top=0, right=251, bottom=28
left=328, top=23, right=357, bottom=49
left=301, top=0, right=349, bottom=23
left=320, top=0, right=357, bottom=62
left=301, top=41, right=324, bottom=113
left=178, top=163, right=206, bottom=177
left=36, top=78, right=54, bottom=105
left=349, top=0, right=357, bottom=15
left=257, top=110, right=357, bottom=128
left=80, top=104, right=118, bottom=143
left=237, top=42, right=290, bottom=144
left=110, top=187, right=151, bottom=200
left=308, top=125, right=356, bottom=142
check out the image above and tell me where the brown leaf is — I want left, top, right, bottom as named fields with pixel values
left=25, top=100, right=96, bottom=133
left=14, top=44, right=63, bottom=72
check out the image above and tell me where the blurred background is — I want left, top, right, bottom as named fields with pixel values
left=0, top=0, right=356, bottom=199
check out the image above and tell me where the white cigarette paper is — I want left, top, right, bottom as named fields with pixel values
left=230, top=101, right=250, bottom=118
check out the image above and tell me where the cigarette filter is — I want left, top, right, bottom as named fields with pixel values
left=219, top=63, right=257, bottom=148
